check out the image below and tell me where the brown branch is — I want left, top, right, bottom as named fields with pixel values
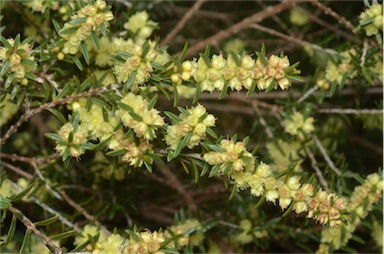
left=0, top=87, right=107, bottom=145
left=0, top=153, right=59, bottom=165
left=161, top=0, right=207, bottom=46
left=181, top=0, right=306, bottom=58
left=297, top=7, right=361, bottom=44
left=9, top=206, right=63, bottom=254
left=157, top=166, right=198, bottom=212
left=310, top=1, right=356, bottom=33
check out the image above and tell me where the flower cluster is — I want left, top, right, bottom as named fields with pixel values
left=203, top=140, right=351, bottom=227
left=64, top=97, right=156, bottom=167
left=316, top=48, right=358, bottom=89
left=165, top=219, right=204, bottom=248
left=124, top=11, right=158, bottom=41
left=171, top=52, right=299, bottom=92
left=55, top=122, right=89, bottom=158
left=359, top=3, right=383, bottom=36
left=58, top=0, right=113, bottom=56
left=0, top=37, right=37, bottom=85
left=116, top=93, right=164, bottom=140
left=231, top=219, right=268, bottom=245
left=165, top=104, right=215, bottom=150
left=23, top=0, right=59, bottom=13
left=122, top=219, right=203, bottom=254
left=283, top=112, right=315, bottom=140
left=204, top=139, right=255, bottom=176
left=71, top=99, right=119, bottom=142
left=316, top=173, right=383, bottom=253
left=74, top=225, right=108, bottom=253
left=307, top=190, right=347, bottom=227
left=112, top=40, right=169, bottom=90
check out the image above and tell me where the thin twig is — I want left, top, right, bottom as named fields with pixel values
left=1, top=161, right=33, bottom=179
left=310, top=1, right=356, bottom=33
left=316, top=108, right=383, bottom=114
left=157, top=165, right=198, bottom=212
left=182, top=0, right=306, bottom=58
left=314, top=136, right=341, bottom=176
left=360, top=39, right=369, bottom=67
left=57, top=189, right=111, bottom=235
left=251, top=101, right=273, bottom=139
left=298, top=86, right=319, bottom=103
left=250, top=23, right=337, bottom=55
left=161, top=0, right=206, bottom=46
left=296, top=7, right=361, bottom=44
left=9, top=206, right=63, bottom=254
left=0, top=87, right=107, bottom=145
left=306, top=148, right=329, bottom=192
left=0, top=153, right=59, bottom=164
left=8, top=180, right=80, bottom=231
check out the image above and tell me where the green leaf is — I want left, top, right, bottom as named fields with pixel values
left=114, top=50, right=132, bottom=60
left=0, top=59, right=10, bottom=77
left=70, top=238, right=90, bottom=252
left=11, top=182, right=35, bottom=202
left=177, top=106, right=191, bottom=116
left=19, top=229, right=31, bottom=254
left=125, top=229, right=141, bottom=242
left=100, top=23, right=107, bottom=36
left=106, top=149, right=126, bottom=157
left=0, top=196, right=12, bottom=210
left=68, top=17, right=87, bottom=25
left=199, top=53, right=212, bottom=68
left=129, top=111, right=143, bottom=121
left=284, top=61, right=300, bottom=74
left=123, top=71, right=137, bottom=93
left=286, top=74, right=304, bottom=82
left=151, top=62, right=165, bottom=71
left=144, top=161, right=153, bottom=173
left=228, top=183, right=237, bottom=200
left=50, top=230, right=76, bottom=241
left=45, top=133, right=61, bottom=142
left=4, top=73, right=14, bottom=88
left=208, top=144, right=225, bottom=152
left=173, top=132, right=193, bottom=157
left=219, top=80, right=229, bottom=99
left=34, top=215, right=59, bottom=226
left=148, top=94, right=158, bottom=110
left=3, top=215, right=17, bottom=246
left=70, top=55, right=83, bottom=71
left=246, top=79, right=257, bottom=96
left=59, top=27, right=77, bottom=35
left=193, top=83, right=202, bottom=104
left=80, top=41, right=90, bottom=65
left=0, top=35, right=11, bottom=47
left=255, top=51, right=268, bottom=66
left=117, top=101, right=133, bottom=112
left=141, top=40, right=150, bottom=58
left=89, top=136, right=112, bottom=150
left=52, top=19, right=61, bottom=34
left=90, top=31, right=99, bottom=49
left=179, top=42, right=188, bottom=62
left=164, top=111, right=182, bottom=124
left=208, top=164, right=221, bottom=177
left=47, top=108, right=67, bottom=124
left=172, top=82, right=179, bottom=107
left=229, top=51, right=240, bottom=66
left=200, top=162, right=210, bottom=176
left=206, top=128, right=217, bottom=139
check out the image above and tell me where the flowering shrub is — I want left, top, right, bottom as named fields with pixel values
left=0, top=1, right=382, bottom=253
